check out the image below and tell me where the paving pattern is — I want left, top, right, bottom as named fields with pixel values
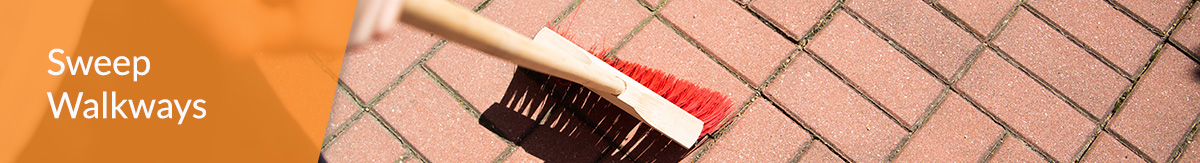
left=321, top=0, right=1200, bottom=162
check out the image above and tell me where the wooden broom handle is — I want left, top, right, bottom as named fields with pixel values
left=398, top=0, right=627, bottom=94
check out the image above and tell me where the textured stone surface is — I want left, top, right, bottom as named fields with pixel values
left=1108, top=47, right=1200, bottom=162
left=766, top=47, right=906, bottom=162
left=1177, top=131, right=1200, bottom=162
left=988, top=135, right=1045, bottom=162
left=1081, top=132, right=1142, bottom=162
left=749, top=0, right=837, bottom=39
left=1028, top=0, right=1161, bottom=74
left=475, top=0, right=575, bottom=36
left=451, top=0, right=487, bottom=8
left=340, top=24, right=437, bottom=100
left=426, top=43, right=518, bottom=113
left=808, top=12, right=943, bottom=126
left=956, top=50, right=1094, bottom=161
left=641, top=0, right=662, bottom=9
left=894, top=92, right=1005, bottom=162
left=660, top=0, right=796, bottom=85
left=324, top=89, right=360, bottom=138
left=698, top=98, right=809, bottom=162
left=846, top=0, right=980, bottom=78
left=938, top=0, right=1020, bottom=33
left=556, top=0, right=649, bottom=49
left=324, top=0, right=1197, bottom=161
left=425, top=0, right=574, bottom=113
left=1174, top=4, right=1200, bottom=53
left=504, top=147, right=544, bottom=163
left=797, top=140, right=844, bottom=162
left=374, top=71, right=508, bottom=162
left=321, top=116, right=407, bottom=163
left=992, top=10, right=1129, bottom=119
left=1115, top=0, right=1189, bottom=30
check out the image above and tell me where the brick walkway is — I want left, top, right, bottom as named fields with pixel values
left=321, top=0, right=1200, bottom=162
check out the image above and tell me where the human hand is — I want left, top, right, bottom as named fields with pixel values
left=346, top=0, right=403, bottom=47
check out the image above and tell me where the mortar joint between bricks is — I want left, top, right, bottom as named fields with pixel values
left=984, top=43, right=1102, bottom=123
left=1162, top=2, right=1200, bottom=161
left=685, top=94, right=759, bottom=162
left=946, top=86, right=1058, bottom=161
left=1019, top=2, right=1135, bottom=80
left=942, top=0, right=1022, bottom=85
left=978, top=132, right=1009, bottom=162
left=364, top=40, right=443, bottom=106
left=419, top=64, right=483, bottom=118
left=603, top=10, right=657, bottom=60
left=758, top=0, right=843, bottom=94
left=1076, top=39, right=1174, bottom=162
left=362, top=106, right=432, bottom=163
left=1168, top=112, right=1200, bottom=162
left=785, top=137, right=818, bottom=163
left=1102, top=129, right=1156, bottom=162
left=759, top=92, right=856, bottom=162
left=650, top=13, right=760, bottom=90
left=884, top=87, right=954, bottom=161
left=1076, top=1, right=1200, bottom=161
left=840, top=6, right=952, bottom=84
left=804, top=49, right=915, bottom=131
left=320, top=81, right=375, bottom=151
left=1071, top=124, right=1109, bottom=161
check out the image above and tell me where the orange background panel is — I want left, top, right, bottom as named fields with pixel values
left=0, top=0, right=355, bottom=162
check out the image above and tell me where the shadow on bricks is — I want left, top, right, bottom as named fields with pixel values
left=478, top=68, right=691, bottom=162
left=1193, top=66, right=1200, bottom=83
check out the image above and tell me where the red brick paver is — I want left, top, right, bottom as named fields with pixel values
left=374, top=70, right=508, bottom=162
left=450, top=0, right=487, bottom=8
left=1178, top=131, right=1200, bottom=162
left=1028, top=0, right=1160, bottom=74
left=321, top=116, right=408, bottom=163
left=1081, top=132, right=1142, bottom=162
left=340, top=25, right=437, bottom=100
left=845, top=0, right=979, bottom=78
left=893, top=92, right=1005, bottom=162
left=796, top=140, right=844, bottom=163
left=807, top=11, right=943, bottom=127
left=956, top=50, right=1094, bottom=161
left=639, top=0, right=661, bottom=9
left=325, top=88, right=360, bottom=138
left=749, top=0, right=835, bottom=39
left=992, top=9, right=1129, bottom=120
left=425, top=0, right=574, bottom=113
left=989, top=135, right=1045, bottom=162
left=937, top=0, right=1020, bottom=33
left=1108, top=47, right=1200, bottom=162
left=659, top=0, right=795, bottom=85
left=767, top=44, right=907, bottom=162
left=323, top=0, right=1200, bottom=162
left=556, top=0, right=649, bottom=50
left=697, top=98, right=809, bottom=162
left=1116, top=0, right=1190, bottom=30
left=505, top=147, right=543, bottom=163
left=1175, top=4, right=1200, bottom=53
left=477, top=0, right=575, bottom=36
left=425, top=44, right=518, bottom=113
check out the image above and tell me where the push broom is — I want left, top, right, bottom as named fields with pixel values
left=397, top=0, right=733, bottom=147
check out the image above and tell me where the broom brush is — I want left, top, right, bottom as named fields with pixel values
left=398, top=0, right=733, bottom=147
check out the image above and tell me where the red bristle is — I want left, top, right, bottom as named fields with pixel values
left=553, top=30, right=734, bottom=138
left=594, top=54, right=733, bottom=137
